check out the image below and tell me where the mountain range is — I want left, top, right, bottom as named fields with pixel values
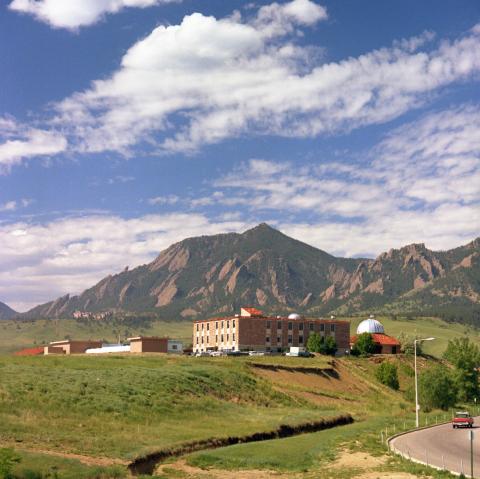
left=0, top=301, right=17, bottom=320
left=20, top=224, right=480, bottom=324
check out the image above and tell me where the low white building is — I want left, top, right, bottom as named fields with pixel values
left=168, top=339, right=183, bottom=354
left=85, top=344, right=131, bottom=354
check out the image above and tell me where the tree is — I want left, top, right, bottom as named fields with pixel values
left=375, top=362, right=399, bottom=390
left=443, top=337, right=480, bottom=402
left=306, top=334, right=337, bottom=356
left=418, top=365, right=457, bottom=411
left=397, top=333, right=422, bottom=356
left=306, top=333, right=322, bottom=353
left=351, top=333, right=377, bottom=356
left=322, top=336, right=337, bottom=356
left=0, top=448, right=21, bottom=479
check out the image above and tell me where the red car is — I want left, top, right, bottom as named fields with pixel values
left=452, top=412, right=474, bottom=428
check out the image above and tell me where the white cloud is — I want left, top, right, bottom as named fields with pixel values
left=209, top=105, right=480, bottom=256
left=52, top=4, right=480, bottom=155
left=0, top=213, right=249, bottom=311
left=148, top=195, right=179, bottom=205
left=0, top=199, right=33, bottom=213
left=0, top=125, right=67, bottom=173
left=8, top=0, right=179, bottom=30
left=0, top=201, right=17, bottom=212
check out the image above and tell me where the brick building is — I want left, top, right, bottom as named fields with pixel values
left=193, top=307, right=350, bottom=354
left=44, top=340, right=102, bottom=355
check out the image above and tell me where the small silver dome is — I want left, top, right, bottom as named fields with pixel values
left=288, top=313, right=303, bottom=320
left=356, top=318, right=385, bottom=334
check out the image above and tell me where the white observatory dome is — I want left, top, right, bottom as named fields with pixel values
left=288, top=313, right=303, bottom=320
left=356, top=316, right=385, bottom=334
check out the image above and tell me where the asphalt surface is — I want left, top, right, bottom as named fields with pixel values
left=391, top=417, right=480, bottom=477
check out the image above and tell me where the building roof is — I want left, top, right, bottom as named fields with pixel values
left=241, top=307, right=264, bottom=316
left=356, top=318, right=385, bottom=334
left=194, top=315, right=349, bottom=324
left=127, top=336, right=167, bottom=342
left=14, top=347, right=44, bottom=356
left=351, top=333, right=400, bottom=346
left=49, top=340, right=101, bottom=345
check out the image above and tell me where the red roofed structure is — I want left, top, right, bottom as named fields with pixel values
left=240, top=306, right=264, bottom=317
left=350, top=333, right=400, bottom=354
left=14, top=347, right=44, bottom=356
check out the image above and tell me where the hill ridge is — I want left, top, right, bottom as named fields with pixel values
left=22, top=225, right=480, bottom=323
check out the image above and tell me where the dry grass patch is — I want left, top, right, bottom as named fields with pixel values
left=330, top=450, right=387, bottom=471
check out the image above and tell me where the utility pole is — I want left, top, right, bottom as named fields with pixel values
left=470, top=429, right=474, bottom=479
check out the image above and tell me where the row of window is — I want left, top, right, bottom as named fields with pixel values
left=265, top=321, right=335, bottom=332
left=196, top=333, right=236, bottom=344
left=266, top=336, right=304, bottom=344
left=196, top=319, right=236, bottom=332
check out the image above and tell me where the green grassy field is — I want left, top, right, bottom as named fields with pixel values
left=0, top=315, right=475, bottom=478
left=1, top=350, right=461, bottom=479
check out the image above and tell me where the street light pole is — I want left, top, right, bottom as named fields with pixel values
left=414, top=337, right=435, bottom=428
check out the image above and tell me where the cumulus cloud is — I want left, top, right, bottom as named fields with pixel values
left=0, top=120, right=67, bottom=173
left=52, top=3, right=480, bottom=155
left=8, top=0, right=179, bottom=30
left=0, top=213, right=249, bottom=311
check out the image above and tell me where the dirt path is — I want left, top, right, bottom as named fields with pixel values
left=0, top=441, right=128, bottom=467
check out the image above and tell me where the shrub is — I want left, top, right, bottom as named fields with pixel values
left=351, top=333, right=377, bottom=356
left=375, top=362, right=399, bottom=390
left=306, top=334, right=337, bottom=356
left=0, top=448, right=21, bottom=479
left=418, top=365, right=457, bottom=411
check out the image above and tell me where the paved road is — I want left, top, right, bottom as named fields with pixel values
left=391, top=418, right=480, bottom=477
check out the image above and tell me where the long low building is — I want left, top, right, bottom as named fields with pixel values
left=193, top=307, right=350, bottom=354
left=44, top=337, right=183, bottom=355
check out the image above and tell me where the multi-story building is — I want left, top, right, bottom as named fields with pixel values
left=193, top=307, right=350, bottom=354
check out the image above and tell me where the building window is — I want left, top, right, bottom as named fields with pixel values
left=207, top=323, right=209, bottom=331
left=299, top=336, right=304, bottom=344
left=331, top=324, right=335, bottom=332
left=221, top=335, right=224, bottom=342
left=277, top=336, right=281, bottom=343
left=201, top=337, right=204, bottom=343
left=221, top=321, right=224, bottom=328
left=172, top=344, right=177, bottom=350
left=227, top=334, right=229, bottom=341
left=266, top=336, right=270, bottom=343
left=215, top=321, right=218, bottom=329
left=196, top=337, right=198, bottom=344
left=299, top=323, right=304, bottom=331
left=201, top=323, right=204, bottom=330
left=227, top=320, right=230, bottom=328
left=309, top=323, right=314, bottom=331
left=288, top=335, right=293, bottom=344
left=288, top=322, right=293, bottom=331
left=196, top=324, right=199, bottom=331
left=233, top=333, right=235, bottom=341
left=233, top=319, right=236, bottom=328
left=216, top=335, right=218, bottom=342
left=266, top=321, right=271, bottom=329
left=277, top=322, right=282, bottom=330
left=320, top=324, right=325, bottom=332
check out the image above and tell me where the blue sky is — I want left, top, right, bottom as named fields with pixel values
left=0, top=0, right=479, bottom=311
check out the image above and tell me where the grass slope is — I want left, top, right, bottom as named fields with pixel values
left=0, top=352, right=469, bottom=479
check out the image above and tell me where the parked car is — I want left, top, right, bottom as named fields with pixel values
left=452, top=411, right=474, bottom=428
left=194, top=351, right=210, bottom=357
left=248, top=351, right=265, bottom=356
left=285, top=346, right=313, bottom=357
